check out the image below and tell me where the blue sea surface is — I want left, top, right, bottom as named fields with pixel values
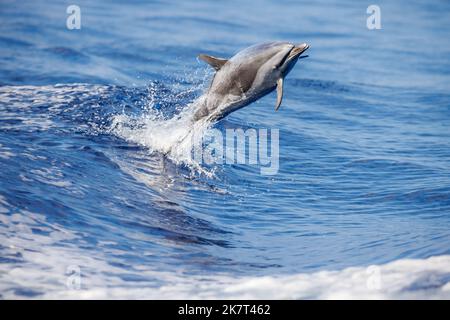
left=0, top=0, right=450, bottom=298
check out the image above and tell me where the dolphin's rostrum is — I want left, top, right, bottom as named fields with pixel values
left=193, top=41, right=309, bottom=122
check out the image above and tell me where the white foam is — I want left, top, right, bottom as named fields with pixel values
left=110, top=94, right=215, bottom=176
left=51, top=255, right=450, bottom=300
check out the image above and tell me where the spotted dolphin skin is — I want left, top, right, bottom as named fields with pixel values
left=193, top=41, right=309, bottom=122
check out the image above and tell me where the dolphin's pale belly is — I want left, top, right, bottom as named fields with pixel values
left=193, top=85, right=276, bottom=122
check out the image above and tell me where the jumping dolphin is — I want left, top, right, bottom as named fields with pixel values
left=193, top=41, right=309, bottom=122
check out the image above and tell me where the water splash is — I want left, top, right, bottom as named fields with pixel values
left=109, top=81, right=216, bottom=176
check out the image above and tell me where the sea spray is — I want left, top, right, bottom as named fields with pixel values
left=110, top=92, right=217, bottom=176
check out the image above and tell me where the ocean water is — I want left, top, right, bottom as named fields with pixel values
left=1, top=0, right=450, bottom=299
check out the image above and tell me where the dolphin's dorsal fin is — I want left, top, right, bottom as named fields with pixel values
left=275, top=77, right=283, bottom=111
left=198, top=54, right=228, bottom=71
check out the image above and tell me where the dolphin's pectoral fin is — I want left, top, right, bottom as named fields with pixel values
left=275, top=78, right=283, bottom=111
left=198, top=54, right=228, bottom=71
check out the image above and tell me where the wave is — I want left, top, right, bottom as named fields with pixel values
left=0, top=81, right=219, bottom=176
left=1, top=236, right=448, bottom=300
left=42, top=255, right=450, bottom=299
left=1, top=207, right=448, bottom=299
left=1, top=199, right=448, bottom=299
